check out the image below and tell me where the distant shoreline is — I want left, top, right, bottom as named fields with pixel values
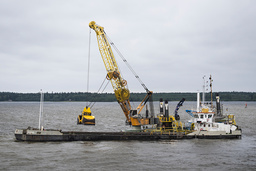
left=1, top=92, right=255, bottom=102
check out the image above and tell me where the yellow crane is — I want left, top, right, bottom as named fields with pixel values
left=89, top=21, right=152, bottom=126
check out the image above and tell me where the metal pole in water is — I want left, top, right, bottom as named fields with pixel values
left=39, top=90, right=44, bottom=130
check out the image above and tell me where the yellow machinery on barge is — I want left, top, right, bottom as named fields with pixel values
left=14, top=22, right=242, bottom=142
left=88, top=21, right=190, bottom=133
left=89, top=21, right=153, bottom=127
left=86, top=21, right=241, bottom=138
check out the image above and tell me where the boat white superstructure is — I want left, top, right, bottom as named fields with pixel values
left=186, top=76, right=241, bottom=137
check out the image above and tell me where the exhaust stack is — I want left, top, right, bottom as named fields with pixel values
left=216, top=93, right=221, bottom=117
left=197, top=92, right=200, bottom=112
left=159, top=98, right=164, bottom=115
left=165, top=100, right=169, bottom=121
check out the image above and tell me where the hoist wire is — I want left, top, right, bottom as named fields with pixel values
left=103, top=32, right=136, bottom=109
left=86, top=29, right=92, bottom=106
left=88, top=76, right=110, bottom=108
left=88, top=77, right=106, bottom=107
left=86, top=29, right=111, bottom=109
left=89, top=77, right=110, bottom=109
left=104, top=32, right=149, bottom=93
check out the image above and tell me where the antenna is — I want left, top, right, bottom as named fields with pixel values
left=202, top=75, right=206, bottom=105
left=209, top=75, right=213, bottom=109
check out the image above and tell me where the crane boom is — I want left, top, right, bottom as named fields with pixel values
left=89, top=21, right=154, bottom=126
left=89, top=21, right=131, bottom=122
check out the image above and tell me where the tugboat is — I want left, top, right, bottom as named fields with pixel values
left=77, top=107, right=95, bottom=125
left=185, top=76, right=242, bottom=138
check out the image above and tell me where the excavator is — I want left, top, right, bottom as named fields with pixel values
left=174, top=98, right=186, bottom=120
left=89, top=21, right=153, bottom=127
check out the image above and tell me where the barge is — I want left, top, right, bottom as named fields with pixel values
left=14, top=21, right=242, bottom=142
left=15, top=127, right=241, bottom=142
left=14, top=81, right=242, bottom=142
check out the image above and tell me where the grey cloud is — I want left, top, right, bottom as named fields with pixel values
left=1, top=0, right=256, bottom=93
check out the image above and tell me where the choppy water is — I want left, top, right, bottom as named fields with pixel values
left=0, top=101, right=256, bottom=170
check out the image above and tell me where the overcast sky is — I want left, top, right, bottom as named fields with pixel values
left=1, top=0, right=255, bottom=93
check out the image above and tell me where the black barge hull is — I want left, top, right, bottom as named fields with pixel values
left=15, top=130, right=241, bottom=142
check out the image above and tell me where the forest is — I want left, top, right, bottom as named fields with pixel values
left=0, top=91, right=255, bottom=102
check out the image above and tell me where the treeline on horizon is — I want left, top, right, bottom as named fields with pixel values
left=0, top=92, right=256, bottom=102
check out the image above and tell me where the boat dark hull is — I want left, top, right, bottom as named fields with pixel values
left=15, top=130, right=241, bottom=142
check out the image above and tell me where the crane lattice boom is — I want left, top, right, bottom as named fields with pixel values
left=89, top=21, right=131, bottom=122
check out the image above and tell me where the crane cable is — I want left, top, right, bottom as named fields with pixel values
left=105, top=31, right=154, bottom=114
left=89, top=77, right=110, bottom=109
left=105, top=32, right=149, bottom=93
left=87, top=28, right=110, bottom=109
left=86, top=29, right=91, bottom=107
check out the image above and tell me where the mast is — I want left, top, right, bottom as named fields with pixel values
left=39, top=89, right=44, bottom=130
left=202, top=75, right=206, bottom=106
left=209, top=75, right=213, bottom=109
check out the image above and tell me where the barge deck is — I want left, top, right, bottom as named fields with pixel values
left=15, top=128, right=241, bottom=142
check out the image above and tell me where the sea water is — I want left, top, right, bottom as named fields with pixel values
left=0, top=101, right=255, bottom=170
